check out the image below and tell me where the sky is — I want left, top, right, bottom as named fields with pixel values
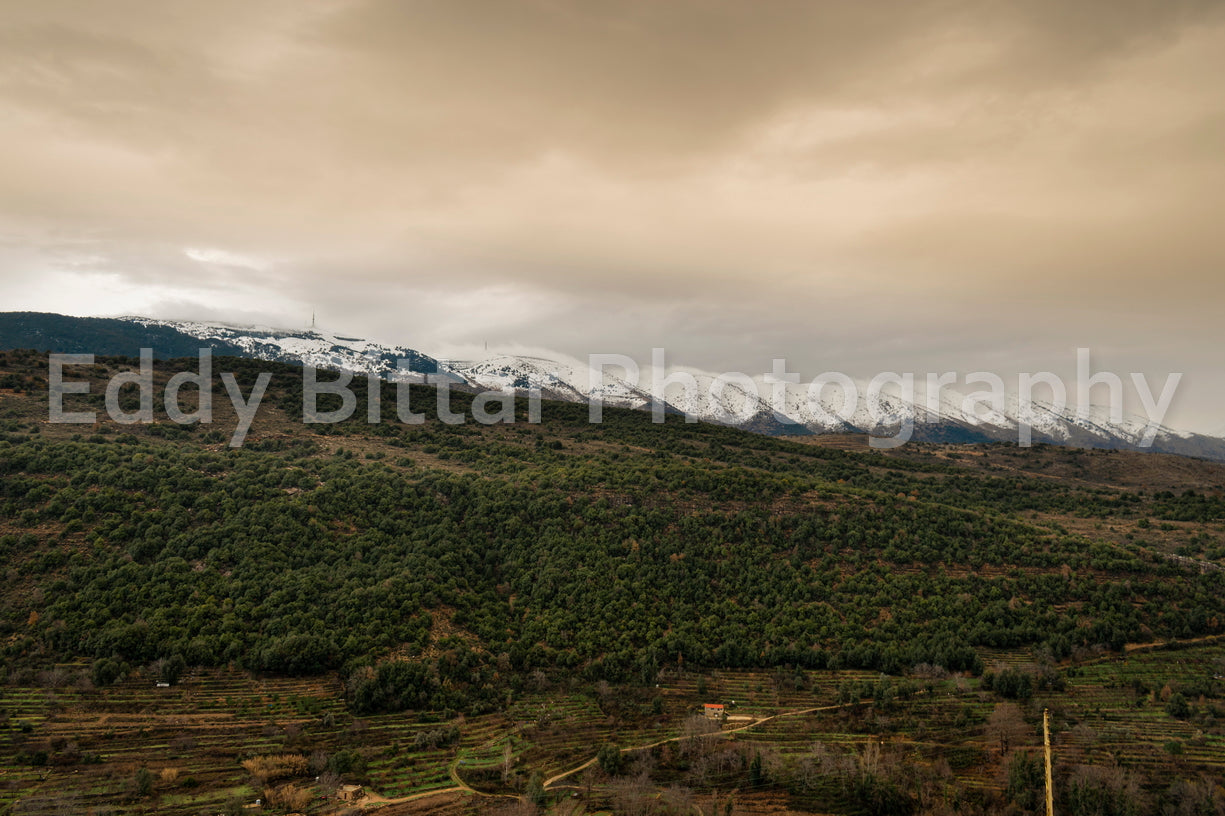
left=1, top=1, right=1223, bottom=432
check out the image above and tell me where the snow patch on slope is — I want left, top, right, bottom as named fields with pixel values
left=119, top=316, right=440, bottom=377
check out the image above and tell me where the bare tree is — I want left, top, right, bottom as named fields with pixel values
left=580, top=764, right=599, bottom=799
left=661, top=785, right=695, bottom=814
left=680, top=714, right=721, bottom=758
left=1163, top=776, right=1225, bottom=816
left=1066, top=764, right=1148, bottom=815
left=986, top=702, right=1030, bottom=756
left=318, top=771, right=341, bottom=795
left=610, top=772, right=655, bottom=816
left=627, top=748, right=657, bottom=778
left=754, top=746, right=784, bottom=786
left=503, top=740, right=514, bottom=784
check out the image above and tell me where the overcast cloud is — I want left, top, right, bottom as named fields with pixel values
left=1, top=1, right=1223, bottom=430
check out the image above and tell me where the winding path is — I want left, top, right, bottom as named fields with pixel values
left=361, top=697, right=890, bottom=807
left=541, top=700, right=857, bottom=789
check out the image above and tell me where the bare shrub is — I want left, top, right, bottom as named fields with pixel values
left=660, top=785, right=694, bottom=814
left=913, top=663, right=949, bottom=680
left=36, top=668, right=70, bottom=688
left=264, top=783, right=313, bottom=811
left=610, top=772, right=655, bottom=816
left=241, top=753, right=310, bottom=783
left=308, top=750, right=330, bottom=774
left=318, top=770, right=341, bottom=794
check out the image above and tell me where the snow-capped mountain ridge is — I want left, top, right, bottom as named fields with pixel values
left=120, top=316, right=441, bottom=378
left=114, top=316, right=1223, bottom=459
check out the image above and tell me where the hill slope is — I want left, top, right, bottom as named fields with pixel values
left=3, top=349, right=1224, bottom=685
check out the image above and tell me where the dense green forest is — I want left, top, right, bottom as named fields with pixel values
left=2, top=350, right=1223, bottom=717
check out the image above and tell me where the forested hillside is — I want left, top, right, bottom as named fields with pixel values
left=2, top=350, right=1225, bottom=814
left=2, top=350, right=1223, bottom=701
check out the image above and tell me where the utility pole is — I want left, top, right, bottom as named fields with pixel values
left=1043, top=708, right=1054, bottom=816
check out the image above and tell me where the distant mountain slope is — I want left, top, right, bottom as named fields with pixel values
left=444, top=354, right=605, bottom=405
left=0, top=312, right=248, bottom=359
left=1, top=311, right=1221, bottom=460
left=120, top=316, right=442, bottom=376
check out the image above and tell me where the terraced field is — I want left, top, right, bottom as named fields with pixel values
left=1042, top=644, right=1225, bottom=780
left=1, top=644, right=1223, bottom=814
left=0, top=667, right=456, bottom=815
